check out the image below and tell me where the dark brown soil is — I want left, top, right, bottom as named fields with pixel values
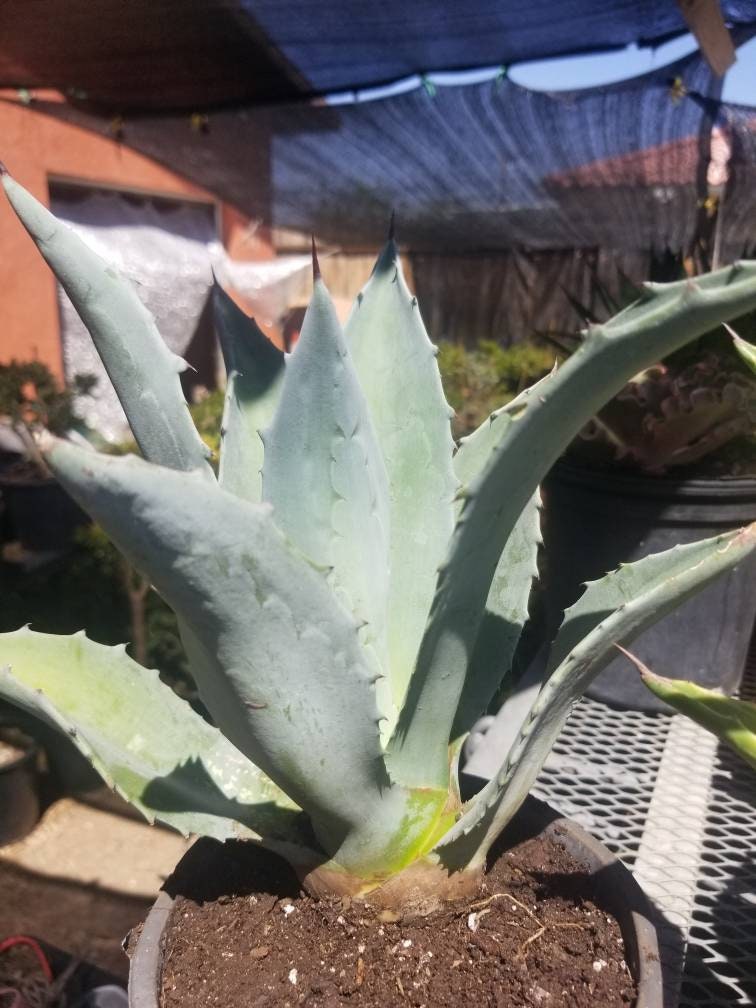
left=159, top=833, right=636, bottom=1008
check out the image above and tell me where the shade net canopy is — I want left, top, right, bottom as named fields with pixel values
left=2, top=1, right=756, bottom=111
left=31, top=46, right=756, bottom=261
left=243, top=0, right=756, bottom=94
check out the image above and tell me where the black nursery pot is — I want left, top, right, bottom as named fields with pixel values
left=0, top=474, right=89, bottom=552
left=127, top=796, right=663, bottom=1008
left=541, top=460, right=756, bottom=712
left=0, top=723, right=41, bottom=845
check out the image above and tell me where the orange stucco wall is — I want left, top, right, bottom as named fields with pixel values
left=0, top=95, right=272, bottom=379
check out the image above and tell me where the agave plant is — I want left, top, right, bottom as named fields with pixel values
left=619, top=647, right=756, bottom=772
left=3, top=166, right=756, bottom=914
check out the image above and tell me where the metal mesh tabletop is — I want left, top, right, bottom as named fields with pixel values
left=533, top=654, right=756, bottom=1007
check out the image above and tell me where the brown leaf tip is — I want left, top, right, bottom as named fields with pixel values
left=388, top=209, right=395, bottom=241
left=311, top=236, right=321, bottom=281
left=613, top=643, right=652, bottom=677
left=0, top=160, right=8, bottom=176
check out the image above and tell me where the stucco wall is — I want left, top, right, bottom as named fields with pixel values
left=0, top=95, right=271, bottom=379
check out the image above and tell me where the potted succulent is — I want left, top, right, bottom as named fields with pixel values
left=4, top=170, right=756, bottom=1006
left=539, top=288, right=756, bottom=711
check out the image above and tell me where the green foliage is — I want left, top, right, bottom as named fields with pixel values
left=1, top=627, right=305, bottom=846
left=0, top=360, right=94, bottom=436
left=188, top=389, right=225, bottom=461
left=2, top=172, right=756, bottom=904
left=437, top=340, right=554, bottom=437
left=439, top=525, right=756, bottom=870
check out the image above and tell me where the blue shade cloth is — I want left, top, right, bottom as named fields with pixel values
left=29, top=47, right=754, bottom=261
left=4, top=1, right=755, bottom=113
left=244, top=0, right=756, bottom=93
left=260, top=51, right=716, bottom=252
left=22, top=44, right=756, bottom=344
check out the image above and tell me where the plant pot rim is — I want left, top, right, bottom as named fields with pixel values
left=127, top=796, right=663, bottom=1008
left=552, top=458, right=756, bottom=500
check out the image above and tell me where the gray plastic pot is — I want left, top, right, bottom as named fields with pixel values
left=127, top=796, right=663, bottom=1008
left=0, top=472, right=89, bottom=552
left=541, top=461, right=756, bottom=712
left=0, top=722, right=41, bottom=845
left=0, top=700, right=101, bottom=796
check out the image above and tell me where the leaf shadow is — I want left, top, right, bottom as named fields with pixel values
left=140, top=757, right=314, bottom=848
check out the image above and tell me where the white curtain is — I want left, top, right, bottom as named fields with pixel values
left=53, top=186, right=219, bottom=442
left=215, top=254, right=310, bottom=329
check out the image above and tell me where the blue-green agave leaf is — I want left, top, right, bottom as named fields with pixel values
left=263, top=277, right=392, bottom=725
left=390, top=383, right=549, bottom=788
left=0, top=628, right=311, bottom=854
left=42, top=438, right=409, bottom=874
left=436, top=524, right=756, bottom=869
left=214, top=284, right=284, bottom=503
left=345, top=242, right=457, bottom=726
left=449, top=388, right=548, bottom=742
left=392, top=263, right=756, bottom=790
left=1, top=171, right=212, bottom=477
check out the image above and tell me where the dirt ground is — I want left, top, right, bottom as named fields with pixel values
left=0, top=796, right=191, bottom=980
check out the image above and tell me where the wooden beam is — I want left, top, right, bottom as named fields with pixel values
left=677, top=0, right=736, bottom=77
